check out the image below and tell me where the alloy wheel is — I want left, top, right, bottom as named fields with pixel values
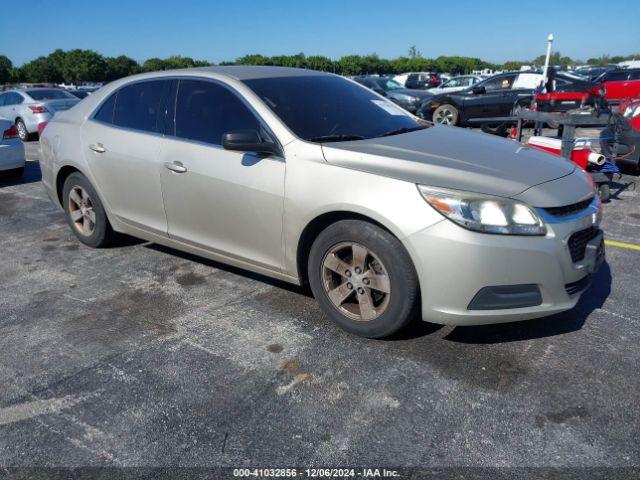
left=434, top=107, right=455, bottom=125
left=68, top=186, right=96, bottom=237
left=16, top=121, right=28, bottom=141
left=321, top=242, right=391, bottom=321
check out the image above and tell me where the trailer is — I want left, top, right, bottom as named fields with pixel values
left=513, top=108, right=618, bottom=201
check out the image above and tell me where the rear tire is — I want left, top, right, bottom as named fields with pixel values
left=62, top=172, right=116, bottom=248
left=15, top=119, right=29, bottom=142
left=432, top=104, right=459, bottom=125
left=308, top=220, right=420, bottom=338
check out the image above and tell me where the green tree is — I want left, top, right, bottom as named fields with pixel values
left=532, top=51, right=574, bottom=68
left=61, top=50, right=107, bottom=83
left=234, top=54, right=270, bottom=66
left=21, top=56, right=60, bottom=83
left=105, top=55, right=140, bottom=81
left=304, top=55, right=335, bottom=72
left=0, top=55, right=13, bottom=83
left=502, top=60, right=527, bottom=71
left=142, top=58, right=166, bottom=71
left=408, top=45, right=421, bottom=59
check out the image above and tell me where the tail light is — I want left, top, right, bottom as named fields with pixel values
left=37, top=121, right=49, bottom=136
left=29, top=105, right=49, bottom=114
left=2, top=125, right=19, bottom=140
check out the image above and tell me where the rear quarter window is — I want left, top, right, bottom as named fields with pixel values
left=113, top=81, right=165, bottom=133
left=93, top=93, right=117, bottom=124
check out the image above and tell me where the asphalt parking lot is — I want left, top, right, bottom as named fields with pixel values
left=0, top=140, right=639, bottom=473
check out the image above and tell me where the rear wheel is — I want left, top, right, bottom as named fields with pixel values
left=308, top=220, right=420, bottom=338
left=432, top=104, right=459, bottom=125
left=15, top=119, right=28, bottom=141
left=62, top=172, right=116, bottom=247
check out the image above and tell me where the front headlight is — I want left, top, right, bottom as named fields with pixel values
left=395, top=93, right=418, bottom=103
left=418, top=185, right=547, bottom=235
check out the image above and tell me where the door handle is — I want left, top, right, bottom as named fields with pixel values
left=164, top=161, right=187, bottom=173
left=89, top=143, right=106, bottom=153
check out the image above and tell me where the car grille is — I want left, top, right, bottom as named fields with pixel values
left=543, top=197, right=594, bottom=217
left=568, top=227, right=599, bottom=263
left=565, top=275, right=592, bottom=295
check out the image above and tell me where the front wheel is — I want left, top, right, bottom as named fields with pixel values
left=62, top=172, right=117, bottom=247
left=308, top=220, right=420, bottom=338
left=598, top=183, right=611, bottom=203
left=432, top=104, right=459, bottom=125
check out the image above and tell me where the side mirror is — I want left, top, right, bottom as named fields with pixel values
left=222, top=129, right=280, bottom=156
left=472, top=86, right=486, bottom=95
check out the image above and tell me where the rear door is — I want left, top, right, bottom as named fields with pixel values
left=81, top=80, right=171, bottom=236
left=158, top=78, right=285, bottom=271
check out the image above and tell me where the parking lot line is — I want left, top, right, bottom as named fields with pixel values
left=605, top=239, right=640, bottom=251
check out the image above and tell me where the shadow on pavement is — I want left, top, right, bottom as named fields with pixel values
left=146, top=243, right=306, bottom=295
left=0, top=161, right=41, bottom=188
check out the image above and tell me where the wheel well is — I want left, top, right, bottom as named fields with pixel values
left=296, top=211, right=391, bottom=288
left=56, top=166, right=81, bottom=205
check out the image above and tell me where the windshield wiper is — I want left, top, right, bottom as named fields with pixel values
left=375, top=126, right=428, bottom=138
left=307, top=134, right=366, bottom=143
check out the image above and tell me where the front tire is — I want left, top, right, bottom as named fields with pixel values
left=432, top=104, right=459, bottom=125
left=62, top=172, right=116, bottom=247
left=598, top=183, right=611, bottom=203
left=308, top=220, right=420, bottom=338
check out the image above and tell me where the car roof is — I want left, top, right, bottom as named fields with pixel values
left=186, top=65, right=333, bottom=80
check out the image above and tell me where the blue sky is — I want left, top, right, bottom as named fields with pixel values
left=1, top=0, right=638, bottom=66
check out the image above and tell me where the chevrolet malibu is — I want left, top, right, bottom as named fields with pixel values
left=40, top=66, right=605, bottom=338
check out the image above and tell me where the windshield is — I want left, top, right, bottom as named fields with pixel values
left=26, top=89, right=76, bottom=101
left=243, top=75, right=421, bottom=142
left=377, top=78, right=403, bottom=91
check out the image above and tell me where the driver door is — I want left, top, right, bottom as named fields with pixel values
left=158, top=79, right=286, bottom=272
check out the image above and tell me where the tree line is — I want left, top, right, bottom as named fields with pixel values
left=1, top=48, right=638, bottom=85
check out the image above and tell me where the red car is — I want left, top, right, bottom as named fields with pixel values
left=533, top=72, right=603, bottom=113
left=596, top=69, right=640, bottom=105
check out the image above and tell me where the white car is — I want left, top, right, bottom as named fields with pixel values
left=0, top=117, right=25, bottom=177
left=422, top=75, right=483, bottom=96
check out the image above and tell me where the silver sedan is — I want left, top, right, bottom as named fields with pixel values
left=0, top=88, right=79, bottom=141
left=40, top=67, right=604, bottom=338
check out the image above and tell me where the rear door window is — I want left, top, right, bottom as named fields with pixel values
left=113, top=80, right=165, bottom=133
left=629, top=71, right=640, bottom=80
left=174, top=80, right=259, bottom=146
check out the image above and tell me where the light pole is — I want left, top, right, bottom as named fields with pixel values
left=541, top=33, right=554, bottom=92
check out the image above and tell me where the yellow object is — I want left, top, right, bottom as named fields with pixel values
left=605, top=239, right=640, bottom=251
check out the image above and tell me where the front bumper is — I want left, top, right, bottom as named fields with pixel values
left=405, top=200, right=604, bottom=326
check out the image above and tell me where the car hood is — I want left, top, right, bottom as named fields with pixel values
left=321, top=125, right=586, bottom=205
left=390, top=88, right=433, bottom=99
